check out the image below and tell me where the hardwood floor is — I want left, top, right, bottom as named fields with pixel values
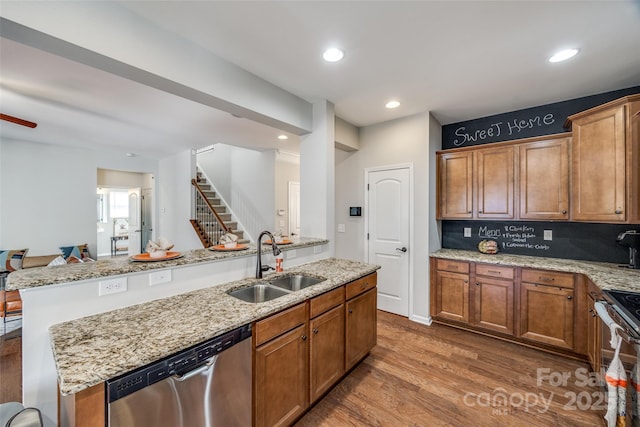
left=296, top=311, right=604, bottom=427
left=0, top=326, right=22, bottom=403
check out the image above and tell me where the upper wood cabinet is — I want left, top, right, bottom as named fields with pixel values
left=567, top=95, right=640, bottom=223
left=437, top=151, right=473, bottom=219
left=518, top=137, right=570, bottom=220
left=437, top=133, right=569, bottom=221
left=476, top=145, right=515, bottom=219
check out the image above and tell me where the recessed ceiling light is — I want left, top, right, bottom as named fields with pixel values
left=126, top=153, right=136, bottom=157
left=323, top=48, right=344, bottom=62
left=385, top=100, right=400, bottom=109
left=549, top=48, right=579, bottom=63
left=277, top=134, right=288, bottom=140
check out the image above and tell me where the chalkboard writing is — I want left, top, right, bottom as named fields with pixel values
left=442, top=86, right=640, bottom=149
left=442, top=220, right=632, bottom=264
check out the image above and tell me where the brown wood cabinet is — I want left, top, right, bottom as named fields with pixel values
left=567, top=95, right=640, bottom=223
left=346, top=287, right=377, bottom=370
left=432, top=260, right=470, bottom=324
left=519, top=269, right=575, bottom=350
left=437, top=151, right=473, bottom=219
left=254, top=303, right=309, bottom=427
left=471, top=264, right=514, bottom=335
left=309, top=288, right=345, bottom=403
left=518, top=137, right=570, bottom=220
left=476, top=145, right=516, bottom=219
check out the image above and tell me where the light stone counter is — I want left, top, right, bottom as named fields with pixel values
left=431, top=249, right=640, bottom=292
left=7, top=237, right=327, bottom=290
left=50, top=257, right=379, bottom=395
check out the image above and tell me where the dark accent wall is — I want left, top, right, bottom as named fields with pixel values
left=442, top=86, right=640, bottom=150
left=440, top=87, right=640, bottom=264
left=442, top=220, right=635, bottom=265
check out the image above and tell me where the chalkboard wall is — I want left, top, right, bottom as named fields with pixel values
left=440, top=86, right=640, bottom=264
left=442, top=86, right=640, bottom=150
left=442, top=220, right=635, bottom=265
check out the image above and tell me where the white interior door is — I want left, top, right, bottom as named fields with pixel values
left=367, top=167, right=411, bottom=316
left=128, top=187, right=142, bottom=255
left=288, top=181, right=300, bottom=237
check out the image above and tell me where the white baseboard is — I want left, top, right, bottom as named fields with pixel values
left=409, top=313, right=432, bottom=326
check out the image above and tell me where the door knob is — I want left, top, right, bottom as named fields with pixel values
left=396, top=247, right=408, bottom=253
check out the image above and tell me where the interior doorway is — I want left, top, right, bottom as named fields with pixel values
left=96, top=169, right=154, bottom=257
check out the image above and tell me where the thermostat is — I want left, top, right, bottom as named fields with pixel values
left=349, top=207, right=362, bottom=217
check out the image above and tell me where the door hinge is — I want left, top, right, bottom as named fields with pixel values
left=367, top=184, right=370, bottom=191
left=367, top=233, right=369, bottom=240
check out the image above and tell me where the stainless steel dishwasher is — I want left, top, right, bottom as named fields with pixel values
left=107, top=324, right=251, bottom=427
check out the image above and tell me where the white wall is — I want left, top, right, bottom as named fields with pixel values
left=334, top=113, right=434, bottom=321
left=0, top=138, right=158, bottom=256
left=158, top=149, right=201, bottom=250
left=197, top=144, right=276, bottom=241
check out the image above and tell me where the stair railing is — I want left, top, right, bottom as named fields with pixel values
left=191, top=178, right=230, bottom=248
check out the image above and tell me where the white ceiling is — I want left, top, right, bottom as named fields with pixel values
left=1, top=1, right=640, bottom=159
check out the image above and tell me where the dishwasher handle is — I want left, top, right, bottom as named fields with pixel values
left=174, top=356, right=217, bottom=382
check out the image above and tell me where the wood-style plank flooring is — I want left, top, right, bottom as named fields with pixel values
left=0, top=326, right=22, bottom=403
left=297, top=311, right=604, bottom=427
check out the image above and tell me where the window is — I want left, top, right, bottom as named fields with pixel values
left=110, top=191, right=129, bottom=218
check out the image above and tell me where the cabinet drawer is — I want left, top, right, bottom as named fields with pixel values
left=475, top=264, right=514, bottom=280
left=345, top=273, right=377, bottom=300
left=255, top=302, right=307, bottom=347
left=521, top=269, right=574, bottom=289
left=436, top=259, right=469, bottom=274
left=310, top=286, right=345, bottom=318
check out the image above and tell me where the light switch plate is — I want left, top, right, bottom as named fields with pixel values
left=464, top=227, right=472, bottom=238
left=544, top=230, right=553, bottom=241
left=149, top=269, right=172, bottom=286
left=337, top=224, right=346, bottom=233
left=314, top=245, right=323, bottom=254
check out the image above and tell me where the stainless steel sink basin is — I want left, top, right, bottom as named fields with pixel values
left=228, top=284, right=290, bottom=303
left=268, top=274, right=325, bottom=291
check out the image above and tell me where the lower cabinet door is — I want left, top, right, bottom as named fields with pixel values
left=254, top=324, right=309, bottom=427
left=520, top=283, right=574, bottom=349
left=346, top=288, right=377, bottom=370
left=434, top=270, right=470, bottom=323
left=310, top=305, right=345, bottom=402
left=472, top=277, right=514, bottom=335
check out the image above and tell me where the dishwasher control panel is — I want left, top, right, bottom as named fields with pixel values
left=107, top=323, right=251, bottom=403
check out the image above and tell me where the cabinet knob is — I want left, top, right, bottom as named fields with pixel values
left=476, top=282, right=480, bottom=286
left=348, top=309, right=353, bottom=314
left=468, top=211, right=472, bottom=214
left=301, top=335, right=307, bottom=341
left=313, top=328, right=319, bottom=334
left=478, top=210, right=483, bottom=214
left=562, top=210, right=567, bottom=215
left=615, top=209, right=623, bottom=214
left=567, top=295, right=573, bottom=300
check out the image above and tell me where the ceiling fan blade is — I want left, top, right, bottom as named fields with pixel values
left=0, top=113, right=38, bottom=128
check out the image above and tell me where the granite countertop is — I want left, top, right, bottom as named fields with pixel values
left=50, top=257, right=379, bottom=396
left=7, top=237, right=328, bottom=291
left=431, top=248, right=640, bottom=292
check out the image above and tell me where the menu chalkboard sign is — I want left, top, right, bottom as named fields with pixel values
left=442, top=220, right=634, bottom=264
left=441, top=86, right=640, bottom=150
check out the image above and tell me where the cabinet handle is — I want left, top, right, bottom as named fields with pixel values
left=589, top=308, right=597, bottom=317
left=487, top=270, right=502, bottom=275
left=348, top=309, right=353, bottom=314
left=615, top=209, right=623, bottom=214
left=313, top=328, right=319, bottom=334
left=567, top=295, right=573, bottom=300
left=301, top=335, right=307, bottom=341
left=539, top=276, right=554, bottom=283
left=360, top=283, right=366, bottom=290
left=449, top=265, right=459, bottom=270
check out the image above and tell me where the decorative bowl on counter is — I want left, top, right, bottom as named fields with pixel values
left=478, top=240, right=499, bottom=254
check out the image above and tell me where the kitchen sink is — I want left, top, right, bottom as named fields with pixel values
left=228, top=283, right=291, bottom=303
left=268, top=274, right=325, bottom=291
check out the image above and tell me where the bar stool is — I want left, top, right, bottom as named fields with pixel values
left=0, top=402, right=43, bottom=427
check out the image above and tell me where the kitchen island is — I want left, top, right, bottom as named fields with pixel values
left=8, top=237, right=330, bottom=427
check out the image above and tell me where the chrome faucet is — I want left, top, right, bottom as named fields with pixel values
left=256, top=231, right=282, bottom=279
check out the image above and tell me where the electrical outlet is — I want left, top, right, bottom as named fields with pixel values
left=544, top=230, right=553, bottom=241
left=149, top=270, right=172, bottom=286
left=314, top=245, right=323, bottom=254
left=287, top=250, right=297, bottom=259
left=464, top=227, right=472, bottom=238
left=99, top=277, right=127, bottom=296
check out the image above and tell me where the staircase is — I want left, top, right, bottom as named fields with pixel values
left=190, top=169, right=250, bottom=248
